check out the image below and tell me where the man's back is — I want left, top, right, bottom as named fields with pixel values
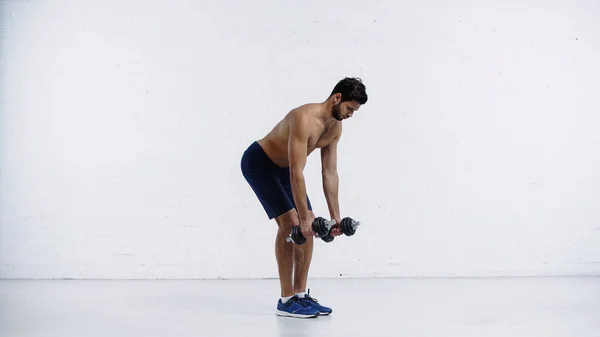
left=257, top=103, right=341, bottom=168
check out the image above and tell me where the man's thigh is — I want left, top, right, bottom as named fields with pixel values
left=242, top=169, right=297, bottom=220
left=276, top=167, right=313, bottom=212
left=241, top=142, right=297, bottom=219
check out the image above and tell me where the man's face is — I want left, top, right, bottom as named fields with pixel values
left=332, top=100, right=361, bottom=121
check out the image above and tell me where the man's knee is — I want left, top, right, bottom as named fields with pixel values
left=275, top=209, right=302, bottom=230
left=276, top=208, right=317, bottom=230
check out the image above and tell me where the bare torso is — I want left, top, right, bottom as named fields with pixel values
left=257, top=103, right=340, bottom=168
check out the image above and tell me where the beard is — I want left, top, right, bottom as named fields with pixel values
left=332, top=103, right=343, bottom=121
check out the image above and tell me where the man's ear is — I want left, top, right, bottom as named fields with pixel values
left=331, top=93, right=341, bottom=104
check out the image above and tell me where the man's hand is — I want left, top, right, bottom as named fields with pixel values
left=299, top=213, right=316, bottom=239
left=328, top=218, right=344, bottom=237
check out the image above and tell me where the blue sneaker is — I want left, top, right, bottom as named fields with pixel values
left=301, top=289, right=332, bottom=316
left=276, top=295, right=320, bottom=318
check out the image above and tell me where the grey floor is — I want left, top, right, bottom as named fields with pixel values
left=1, top=277, right=599, bottom=337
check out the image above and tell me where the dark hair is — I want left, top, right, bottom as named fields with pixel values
left=330, top=77, right=368, bottom=104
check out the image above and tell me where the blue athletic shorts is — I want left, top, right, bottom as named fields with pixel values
left=241, top=141, right=312, bottom=219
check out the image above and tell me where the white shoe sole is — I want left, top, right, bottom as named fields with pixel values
left=276, top=310, right=319, bottom=318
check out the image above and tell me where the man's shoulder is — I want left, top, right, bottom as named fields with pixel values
left=288, top=103, right=318, bottom=124
left=290, top=103, right=319, bottom=114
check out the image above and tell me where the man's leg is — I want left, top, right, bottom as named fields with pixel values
left=241, top=143, right=319, bottom=317
left=273, top=208, right=315, bottom=295
left=273, top=209, right=297, bottom=297
left=292, top=210, right=314, bottom=294
left=273, top=208, right=319, bottom=318
left=276, top=167, right=333, bottom=315
left=275, top=167, right=316, bottom=295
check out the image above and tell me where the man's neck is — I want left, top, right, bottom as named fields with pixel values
left=315, top=101, right=335, bottom=123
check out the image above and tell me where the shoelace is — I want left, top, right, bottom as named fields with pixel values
left=289, top=296, right=312, bottom=307
left=304, top=289, right=319, bottom=303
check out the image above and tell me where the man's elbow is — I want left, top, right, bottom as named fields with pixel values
left=290, top=166, right=305, bottom=180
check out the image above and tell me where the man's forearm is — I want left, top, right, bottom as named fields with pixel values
left=322, top=172, right=340, bottom=222
left=290, top=169, right=312, bottom=221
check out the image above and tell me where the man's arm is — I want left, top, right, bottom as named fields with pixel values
left=321, top=123, right=342, bottom=224
left=288, top=111, right=312, bottom=222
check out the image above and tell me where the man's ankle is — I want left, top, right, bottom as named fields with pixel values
left=280, top=295, right=294, bottom=303
left=294, top=290, right=307, bottom=297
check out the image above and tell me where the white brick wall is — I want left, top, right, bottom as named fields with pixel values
left=1, top=0, right=599, bottom=279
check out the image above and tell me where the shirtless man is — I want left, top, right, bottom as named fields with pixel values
left=240, top=77, right=368, bottom=318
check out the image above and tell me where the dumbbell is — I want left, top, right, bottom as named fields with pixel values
left=320, top=217, right=361, bottom=242
left=340, top=217, right=360, bottom=236
left=286, top=217, right=336, bottom=245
